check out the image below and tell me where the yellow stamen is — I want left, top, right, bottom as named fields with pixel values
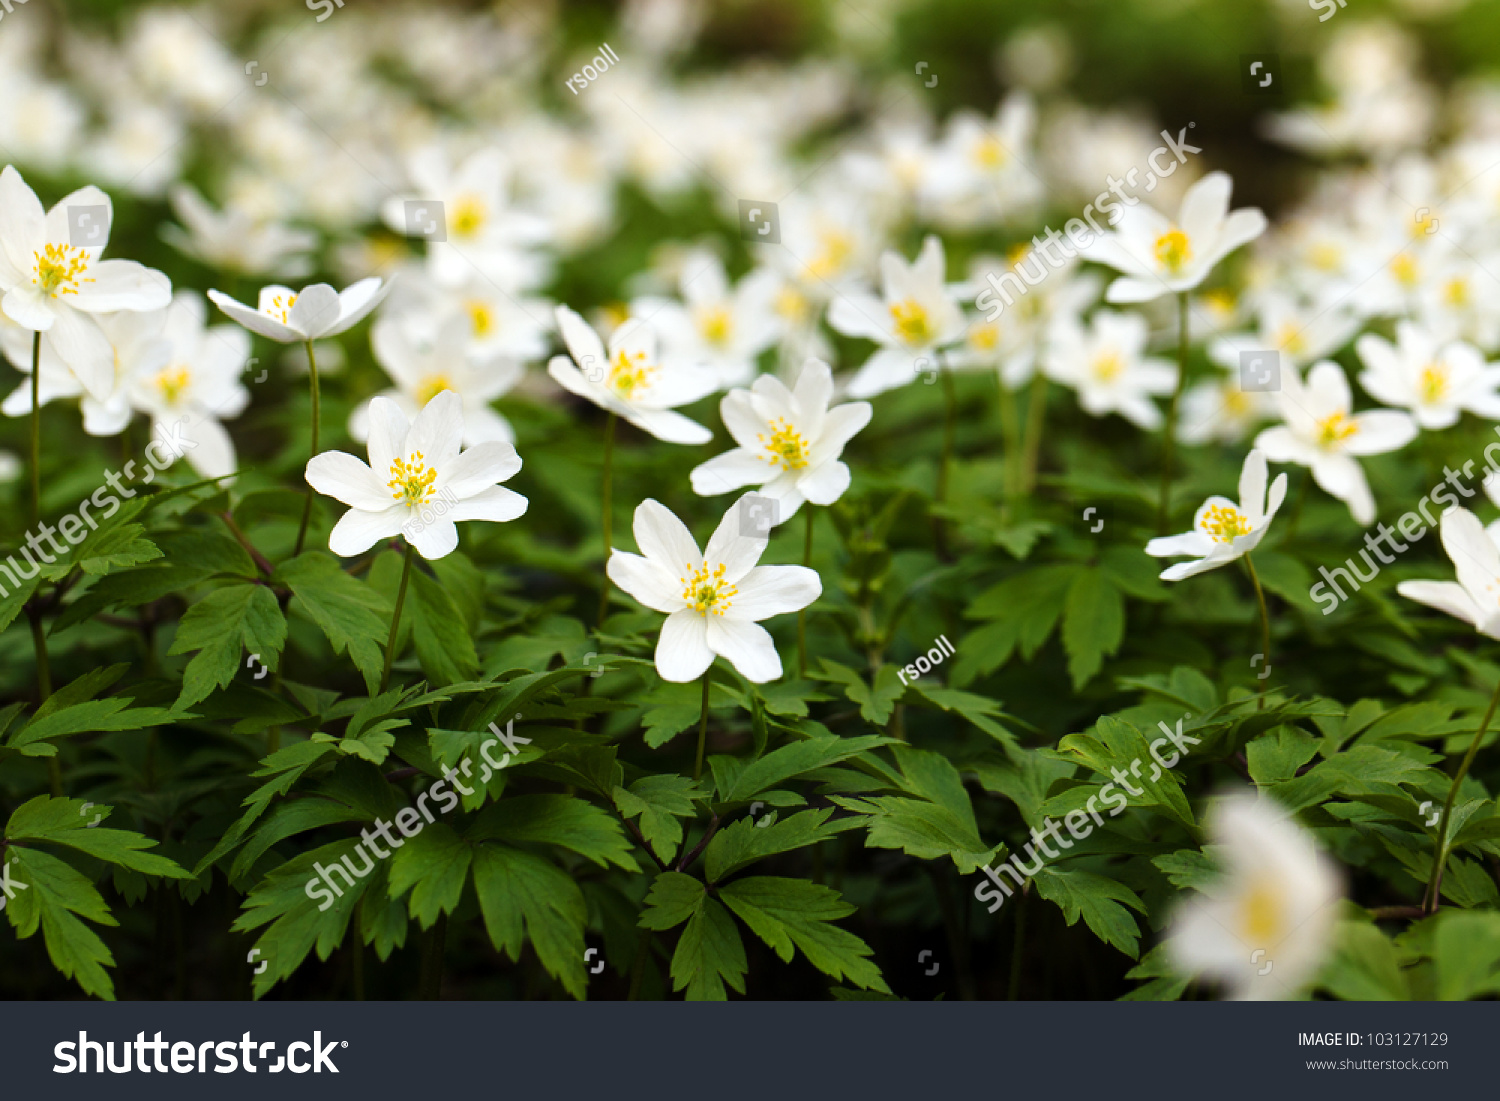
left=1273, top=322, right=1306, bottom=355
left=890, top=299, right=933, bottom=346
left=1316, top=411, right=1358, bottom=446
left=757, top=418, right=810, bottom=470
left=806, top=230, right=853, bottom=281
left=388, top=452, right=438, bottom=507
left=1419, top=363, right=1448, bottom=403
left=1200, top=503, right=1253, bottom=543
left=1308, top=242, right=1342, bottom=271
left=1444, top=277, right=1470, bottom=308
left=465, top=300, right=495, bottom=337
left=266, top=293, right=297, bottom=324
left=154, top=365, right=191, bottom=405
left=450, top=194, right=487, bottom=238
left=415, top=373, right=453, bottom=406
left=698, top=306, right=733, bottom=346
left=1239, top=879, right=1283, bottom=945
left=969, top=323, right=1000, bottom=351
left=1092, top=352, right=1123, bottom=382
left=607, top=347, right=657, bottom=397
left=774, top=286, right=808, bottom=323
left=1154, top=229, right=1192, bottom=275
left=33, top=243, right=94, bottom=297
left=680, top=561, right=737, bottom=616
left=1390, top=253, right=1419, bottom=287
left=972, top=136, right=1006, bottom=169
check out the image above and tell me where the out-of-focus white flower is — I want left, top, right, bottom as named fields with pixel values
left=1398, top=507, right=1500, bottom=636
left=381, top=146, right=551, bottom=291
left=606, top=495, right=820, bottom=683
left=0, top=167, right=172, bottom=401
left=925, top=93, right=1044, bottom=227
left=961, top=250, right=1100, bottom=387
left=0, top=75, right=86, bottom=175
left=162, top=185, right=317, bottom=278
left=1254, top=362, right=1417, bottom=525
left=1208, top=292, right=1359, bottom=372
left=691, top=358, right=870, bottom=521
left=828, top=236, right=965, bottom=398
left=1168, top=794, right=1342, bottom=1001
left=1081, top=172, right=1266, bottom=304
left=633, top=250, right=778, bottom=389
left=547, top=306, right=714, bottom=444
left=353, top=316, right=522, bottom=447
left=125, top=7, right=243, bottom=115
left=306, top=391, right=527, bottom=561
left=83, top=100, right=186, bottom=199
left=1356, top=322, right=1500, bottom=429
left=1146, top=449, right=1288, bottom=581
left=1044, top=310, right=1176, bottom=429
left=208, top=278, right=390, bottom=343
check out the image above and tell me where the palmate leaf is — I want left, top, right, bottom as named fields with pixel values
left=704, top=808, right=864, bottom=883
left=6, top=796, right=193, bottom=879
left=639, top=871, right=747, bottom=1001
left=167, top=582, right=287, bottom=709
left=467, top=795, right=639, bottom=871
left=814, top=660, right=905, bottom=726
left=1033, top=865, right=1147, bottom=959
left=613, top=775, right=704, bottom=864
left=409, top=567, right=478, bottom=686
left=388, top=823, right=473, bottom=929
left=3, top=847, right=117, bottom=1000
left=719, top=876, right=889, bottom=992
left=472, top=844, right=588, bottom=999
left=720, top=734, right=890, bottom=803
left=277, top=551, right=391, bottom=694
left=1061, top=565, right=1125, bottom=689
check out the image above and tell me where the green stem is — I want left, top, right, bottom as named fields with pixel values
left=1158, top=292, right=1189, bottom=534
left=29, top=330, right=40, bottom=528
left=597, top=413, right=617, bottom=629
left=1424, top=675, right=1500, bottom=913
left=1245, top=552, right=1271, bottom=711
left=626, top=928, right=652, bottom=1001
left=28, top=608, right=59, bottom=795
left=934, top=368, right=956, bottom=559
left=798, top=508, right=813, bottom=678
left=1007, top=889, right=1028, bottom=1000
left=1019, top=374, right=1048, bottom=494
left=997, top=374, right=1020, bottom=506
left=351, top=898, right=365, bottom=1001
left=693, top=669, right=711, bottom=781
left=293, top=339, right=321, bottom=558
left=380, top=543, right=415, bottom=693
left=419, top=913, right=446, bottom=1000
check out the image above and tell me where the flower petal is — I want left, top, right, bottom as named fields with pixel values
left=287, top=283, right=342, bottom=339
left=703, top=495, right=769, bottom=582
left=327, top=504, right=407, bottom=557
left=208, top=289, right=300, bottom=342
left=306, top=450, right=390, bottom=510
left=442, top=440, right=520, bottom=498
left=71, top=260, right=171, bottom=313
left=656, top=608, right=715, bottom=682
left=706, top=615, right=782, bottom=682
left=443, top=484, right=528, bottom=524
left=607, top=549, right=684, bottom=614
left=731, top=564, right=820, bottom=620
left=406, top=516, right=459, bottom=560
left=633, top=498, right=702, bottom=572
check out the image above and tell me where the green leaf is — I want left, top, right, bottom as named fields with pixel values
left=720, top=876, right=889, bottom=992
left=1430, top=910, right=1500, bottom=1000
left=409, top=567, right=478, bottom=685
left=3, top=846, right=117, bottom=1000
left=722, top=734, right=889, bottom=802
left=387, top=823, right=472, bottom=929
left=1319, top=921, right=1410, bottom=1001
left=1061, top=566, right=1125, bottom=689
left=613, top=775, right=703, bottom=864
left=815, top=660, right=903, bottom=726
left=472, top=844, right=587, bottom=999
left=639, top=872, right=746, bottom=1001
left=705, top=808, right=863, bottom=883
left=468, top=795, right=639, bottom=871
left=6, top=796, right=192, bottom=879
left=167, top=583, right=287, bottom=710
left=1034, top=865, right=1146, bottom=958
left=278, top=552, right=391, bottom=695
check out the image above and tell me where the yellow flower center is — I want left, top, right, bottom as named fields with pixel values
left=388, top=452, right=438, bottom=507
left=1092, top=352, right=1123, bottom=382
left=1309, top=242, right=1341, bottom=271
left=758, top=418, right=810, bottom=470
left=450, top=194, right=487, bottom=238
left=1223, top=387, right=1251, bottom=417
left=1273, top=323, right=1306, bottom=355
left=969, top=323, right=1000, bottom=351
left=774, top=286, right=808, bottom=323
left=465, top=300, right=495, bottom=337
left=1390, top=253, right=1419, bottom=287
left=1419, top=363, right=1448, bottom=403
left=1007, top=243, right=1032, bottom=268
left=681, top=561, right=737, bottom=616
left=1316, top=411, right=1358, bottom=447
left=1201, top=503, right=1253, bottom=544
left=1203, top=288, right=1236, bottom=317
left=806, top=230, right=853, bottom=280
left=973, top=136, right=1006, bottom=169
left=890, top=299, right=933, bottom=346
left=415, top=373, right=453, bottom=406
left=1153, top=229, right=1192, bottom=275
left=1412, top=209, right=1439, bottom=237
left=33, top=243, right=93, bottom=297
left=697, top=306, right=733, bottom=347
left=1444, top=277, right=1470, bottom=307
left=154, top=365, right=191, bottom=405
left=608, top=347, right=656, bottom=397
left=266, top=293, right=297, bottom=324
left=1239, top=879, right=1284, bottom=945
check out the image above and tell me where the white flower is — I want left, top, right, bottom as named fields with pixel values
left=1254, top=362, right=1417, bottom=526
left=827, top=235, right=966, bottom=398
left=925, top=93, right=1044, bottom=227
left=0, top=166, right=172, bottom=399
left=1397, top=507, right=1500, bottom=638
left=690, top=359, right=871, bottom=522
left=606, top=495, right=820, bottom=683
left=305, top=390, right=527, bottom=561
left=207, top=277, right=390, bottom=344
left=1207, top=291, right=1359, bottom=372
left=547, top=305, right=714, bottom=445
left=1168, top=795, right=1342, bottom=1001
left=1146, top=449, right=1288, bottom=581
left=352, top=316, right=522, bottom=447
left=126, top=292, right=251, bottom=479
left=1043, top=310, right=1177, bottom=429
left=1081, top=171, right=1267, bottom=303
left=631, top=249, right=778, bottom=389
left=1355, top=322, right=1500, bottom=430
left=1176, top=375, right=1276, bottom=446
left=162, top=184, right=317, bottom=278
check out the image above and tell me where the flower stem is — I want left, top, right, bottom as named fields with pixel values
left=1158, top=292, right=1189, bottom=534
left=1019, top=374, right=1048, bottom=494
left=28, top=607, right=59, bottom=795
left=798, top=507, right=813, bottom=678
left=1423, top=674, right=1500, bottom=913
left=934, top=367, right=956, bottom=559
left=29, top=330, right=41, bottom=528
left=293, top=339, right=321, bottom=558
left=997, top=374, right=1020, bottom=505
left=597, top=412, right=617, bottom=629
left=693, top=670, right=711, bottom=782
left=1244, top=552, right=1270, bottom=711
left=380, top=543, right=415, bottom=693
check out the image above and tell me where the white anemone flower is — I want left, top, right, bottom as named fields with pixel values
left=1081, top=171, right=1267, bottom=304
left=547, top=305, right=714, bottom=445
left=0, top=166, right=172, bottom=399
left=1043, top=310, right=1177, bottom=429
left=632, top=249, right=778, bottom=389
left=1168, top=794, right=1342, bottom=1001
left=1253, top=362, right=1417, bottom=526
left=162, top=184, right=316, bottom=278
left=127, top=292, right=251, bottom=479
left=207, top=278, right=390, bottom=344
left=827, top=235, right=966, bottom=399
left=1145, top=449, right=1288, bottom=581
left=1355, top=322, right=1500, bottom=430
left=352, top=316, right=522, bottom=446
left=305, top=390, right=527, bottom=561
left=1397, top=508, right=1500, bottom=638
left=606, top=496, right=821, bottom=683
left=690, top=358, right=871, bottom=522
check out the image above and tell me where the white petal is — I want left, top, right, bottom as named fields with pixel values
left=707, top=616, right=782, bottom=682
left=71, top=260, right=171, bottom=313
left=633, top=499, right=702, bottom=572
left=287, top=283, right=342, bottom=339
left=1145, top=531, right=1215, bottom=558
left=207, top=289, right=300, bottom=342
left=327, top=277, right=390, bottom=336
left=327, top=505, right=407, bottom=557
left=731, top=564, right=820, bottom=620
left=406, top=516, right=459, bottom=560
left=442, top=439, right=520, bottom=498
left=443, top=484, right=527, bottom=524
left=797, top=459, right=851, bottom=506
left=692, top=449, right=769, bottom=496
left=703, top=495, right=770, bottom=582
left=306, top=450, right=390, bottom=510
left=365, top=396, right=410, bottom=481
left=1238, top=449, right=1268, bottom=520
left=607, top=550, right=683, bottom=614
left=656, top=609, right=715, bottom=682
left=624, top=407, right=712, bottom=445
left=1396, top=579, right=1483, bottom=630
